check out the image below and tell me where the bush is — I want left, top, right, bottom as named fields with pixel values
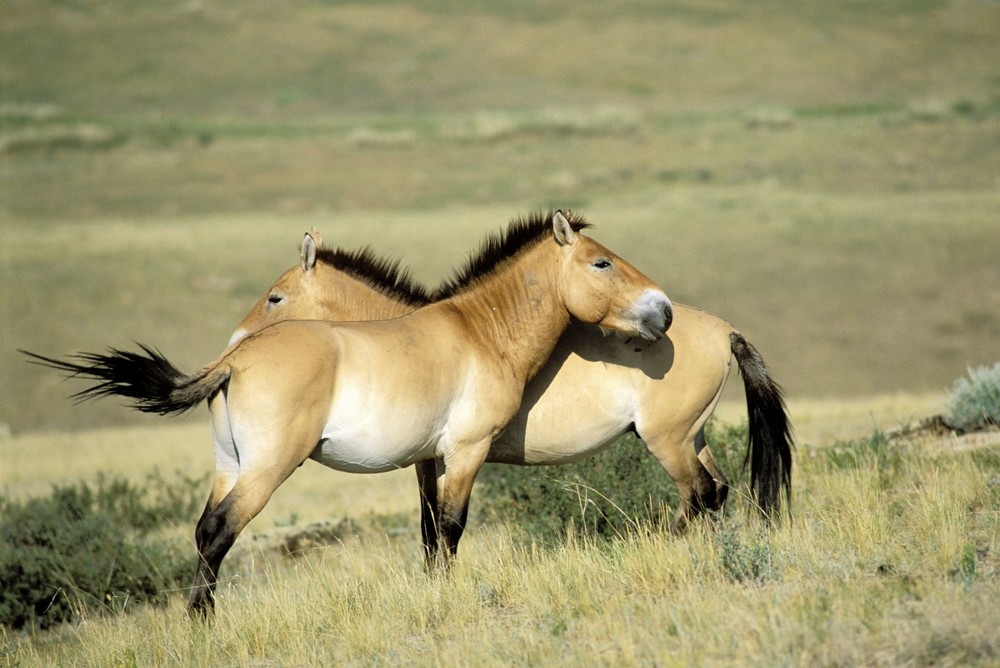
left=475, top=420, right=749, bottom=544
left=946, top=362, right=1000, bottom=432
left=0, top=470, right=206, bottom=630
left=714, top=521, right=776, bottom=585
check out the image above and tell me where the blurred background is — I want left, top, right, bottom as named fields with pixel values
left=2, top=0, right=998, bottom=434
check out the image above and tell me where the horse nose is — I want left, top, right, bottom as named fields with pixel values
left=640, top=290, right=673, bottom=336
left=660, top=296, right=674, bottom=332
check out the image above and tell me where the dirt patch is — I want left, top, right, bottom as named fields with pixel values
left=885, top=414, right=1000, bottom=452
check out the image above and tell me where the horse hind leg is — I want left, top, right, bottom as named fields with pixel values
left=415, top=458, right=442, bottom=569
left=188, top=398, right=308, bottom=615
left=187, top=466, right=301, bottom=616
left=639, top=427, right=720, bottom=535
left=695, top=427, right=730, bottom=511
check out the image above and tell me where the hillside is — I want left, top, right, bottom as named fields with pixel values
left=2, top=0, right=999, bottom=432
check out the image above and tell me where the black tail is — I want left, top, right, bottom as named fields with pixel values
left=21, top=344, right=229, bottom=416
left=730, top=332, right=794, bottom=523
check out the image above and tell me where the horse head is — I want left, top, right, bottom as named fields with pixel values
left=553, top=211, right=672, bottom=341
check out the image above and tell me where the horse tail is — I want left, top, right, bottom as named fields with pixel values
left=22, top=344, right=231, bottom=416
left=729, top=331, right=794, bottom=523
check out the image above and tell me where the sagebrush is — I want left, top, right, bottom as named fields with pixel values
left=0, top=470, right=206, bottom=630
left=475, top=420, right=750, bottom=543
left=946, top=362, right=1000, bottom=432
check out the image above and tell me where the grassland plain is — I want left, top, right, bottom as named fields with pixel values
left=2, top=1, right=1000, bottom=664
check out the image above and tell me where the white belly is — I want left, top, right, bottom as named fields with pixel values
left=309, top=434, right=434, bottom=473
left=309, top=386, right=446, bottom=473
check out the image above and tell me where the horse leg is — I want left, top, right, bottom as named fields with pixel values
left=415, top=458, right=442, bottom=568
left=639, top=427, right=719, bottom=535
left=187, top=467, right=300, bottom=616
left=435, top=439, right=490, bottom=569
left=695, top=429, right=730, bottom=510
left=188, top=394, right=242, bottom=615
left=189, top=396, right=309, bottom=616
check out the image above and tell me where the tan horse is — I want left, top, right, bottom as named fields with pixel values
left=227, top=223, right=793, bottom=562
left=25, top=211, right=672, bottom=615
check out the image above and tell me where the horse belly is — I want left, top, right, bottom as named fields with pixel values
left=309, top=337, right=454, bottom=472
left=309, top=432, right=433, bottom=474
left=311, top=397, right=443, bottom=473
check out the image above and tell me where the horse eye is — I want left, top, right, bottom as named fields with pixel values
left=267, top=293, right=284, bottom=305
left=592, top=259, right=612, bottom=270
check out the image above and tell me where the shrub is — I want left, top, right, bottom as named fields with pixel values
left=945, top=362, right=1000, bottom=432
left=0, top=470, right=206, bottom=630
left=714, top=521, right=776, bottom=585
left=475, top=420, right=749, bottom=544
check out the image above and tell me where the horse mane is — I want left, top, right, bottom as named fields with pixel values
left=434, top=210, right=592, bottom=299
left=316, top=246, right=432, bottom=306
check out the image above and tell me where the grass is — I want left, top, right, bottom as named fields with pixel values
left=4, top=1, right=998, bottom=117
left=3, top=429, right=998, bottom=666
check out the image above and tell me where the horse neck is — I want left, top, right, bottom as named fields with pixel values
left=318, top=272, right=417, bottom=320
left=445, top=242, right=569, bottom=384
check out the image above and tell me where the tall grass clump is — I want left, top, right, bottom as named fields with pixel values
left=945, top=362, right=1000, bottom=432
left=0, top=470, right=205, bottom=630
left=475, top=420, right=749, bottom=544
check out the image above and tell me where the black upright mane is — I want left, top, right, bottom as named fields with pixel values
left=316, top=246, right=432, bottom=306
left=434, top=210, right=591, bottom=300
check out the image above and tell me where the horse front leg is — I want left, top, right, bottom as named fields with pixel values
left=435, top=439, right=491, bottom=569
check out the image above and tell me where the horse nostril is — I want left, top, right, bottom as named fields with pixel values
left=662, top=302, right=674, bottom=331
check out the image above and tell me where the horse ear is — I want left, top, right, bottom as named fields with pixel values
left=301, top=232, right=318, bottom=272
left=552, top=210, right=577, bottom=246
left=308, top=226, right=324, bottom=249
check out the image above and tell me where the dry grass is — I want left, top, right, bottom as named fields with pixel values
left=4, top=399, right=998, bottom=666
left=4, top=428, right=997, bottom=666
left=716, top=392, right=945, bottom=447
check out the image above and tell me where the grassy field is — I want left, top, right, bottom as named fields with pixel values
left=2, top=1, right=1000, bottom=664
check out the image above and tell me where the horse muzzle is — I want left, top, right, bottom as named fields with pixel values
left=634, top=290, right=673, bottom=340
